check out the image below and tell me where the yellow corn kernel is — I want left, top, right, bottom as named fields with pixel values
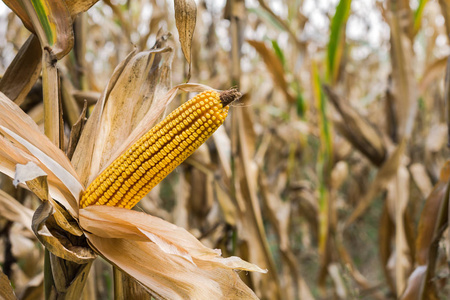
left=79, top=89, right=241, bottom=209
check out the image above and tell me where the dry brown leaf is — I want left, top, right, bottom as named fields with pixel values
left=0, top=268, right=16, bottom=300
left=387, top=11, right=418, bottom=140
left=336, top=238, right=386, bottom=300
left=328, top=263, right=346, bottom=299
left=66, top=101, right=88, bottom=160
left=231, top=98, right=281, bottom=298
left=17, top=165, right=82, bottom=236
left=345, top=140, right=406, bottom=226
left=87, top=234, right=259, bottom=300
left=100, top=82, right=215, bottom=180
left=79, top=205, right=266, bottom=273
left=71, top=42, right=178, bottom=186
left=19, top=272, right=44, bottom=300
left=48, top=255, right=93, bottom=299
left=65, top=0, right=100, bottom=17
left=20, top=0, right=73, bottom=59
left=247, top=40, right=295, bottom=103
left=0, top=34, right=42, bottom=105
left=0, top=126, right=82, bottom=214
left=438, top=0, right=450, bottom=37
left=70, top=48, right=138, bottom=184
left=409, top=163, right=433, bottom=198
left=379, top=202, right=396, bottom=293
left=0, top=92, right=81, bottom=188
left=419, top=57, right=447, bottom=94
left=3, top=0, right=99, bottom=33
left=72, top=90, right=100, bottom=106
left=425, top=124, right=447, bottom=153
left=174, top=0, right=197, bottom=81
left=2, top=0, right=34, bottom=31
left=331, top=161, right=348, bottom=190
left=399, top=266, right=432, bottom=300
left=213, top=180, right=238, bottom=226
left=400, top=162, right=450, bottom=299
left=259, top=173, right=314, bottom=300
left=386, top=165, right=411, bottom=295
left=0, top=189, right=34, bottom=232
left=324, top=85, right=386, bottom=166
left=32, top=201, right=96, bottom=264
left=212, top=126, right=232, bottom=180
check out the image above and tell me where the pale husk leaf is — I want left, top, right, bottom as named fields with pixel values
left=79, top=205, right=266, bottom=273
left=101, top=82, right=214, bottom=177
left=0, top=189, right=34, bottom=232
left=0, top=92, right=83, bottom=209
left=0, top=131, right=79, bottom=217
left=71, top=45, right=174, bottom=186
left=0, top=126, right=82, bottom=213
left=0, top=92, right=79, bottom=181
left=86, top=233, right=259, bottom=300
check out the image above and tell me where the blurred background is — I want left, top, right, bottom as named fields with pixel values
left=1, top=0, right=450, bottom=299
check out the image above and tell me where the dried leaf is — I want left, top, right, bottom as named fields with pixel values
left=0, top=132, right=78, bottom=218
left=0, top=34, right=42, bottom=105
left=0, top=269, right=16, bottom=300
left=79, top=206, right=266, bottom=273
left=324, top=85, right=386, bottom=166
left=409, top=163, right=432, bottom=198
left=87, top=234, right=259, bottom=300
left=213, top=180, right=237, bottom=226
left=91, top=82, right=214, bottom=184
left=66, top=101, right=88, bottom=160
left=0, top=189, right=34, bottom=232
left=65, top=0, right=100, bottom=16
left=346, top=140, right=406, bottom=226
left=379, top=201, right=396, bottom=293
left=20, top=0, right=74, bottom=59
left=231, top=95, right=281, bottom=298
left=19, top=273, right=44, bottom=300
left=0, top=92, right=82, bottom=189
left=2, top=0, right=34, bottom=31
left=259, top=173, right=314, bottom=300
left=32, top=201, right=96, bottom=264
left=247, top=40, right=295, bottom=103
left=13, top=162, right=46, bottom=189
left=48, top=255, right=93, bottom=299
left=439, top=0, right=450, bottom=37
left=71, top=45, right=175, bottom=186
left=425, top=124, right=447, bottom=153
left=387, top=11, right=418, bottom=139
left=1, top=126, right=83, bottom=209
left=3, top=0, right=99, bottom=32
left=400, top=162, right=450, bottom=299
left=18, top=165, right=83, bottom=236
left=419, top=57, right=447, bottom=94
left=174, top=0, right=197, bottom=81
left=385, top=165, right=411, bottom=295
left=399, top=266, right=429, bottom=300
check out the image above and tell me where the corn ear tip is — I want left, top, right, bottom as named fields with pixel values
left=219, top=88, right=241, bottom=107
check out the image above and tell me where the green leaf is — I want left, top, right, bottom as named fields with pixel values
left=311, top=61, right=333, bottom=261
left=20, top=0, right=74, bottom=59
left=413, top=0, right=428, bottom=35
left=293, top=82, right=305, bottom=118
left=271, top=40, right=286, bottom=68
left=327, top=0, right=352, bottom=84
left=31, top=0, right=55, bottom=45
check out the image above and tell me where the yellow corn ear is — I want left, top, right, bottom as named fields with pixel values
left=79, top=89, right=240, bottom=209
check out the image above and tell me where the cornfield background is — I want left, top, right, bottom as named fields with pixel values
left=1, top=0, right=450, bottom=299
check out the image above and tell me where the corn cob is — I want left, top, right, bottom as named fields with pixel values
left=79, top=89, right=240, bottom=209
